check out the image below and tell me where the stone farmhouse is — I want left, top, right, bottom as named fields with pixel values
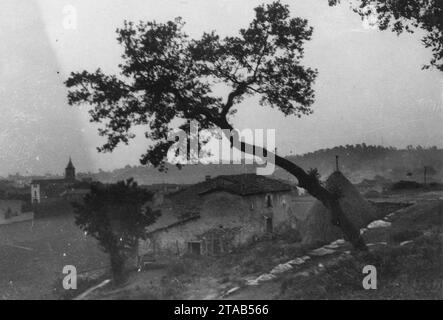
left=139, top=174, right=316, bottom=258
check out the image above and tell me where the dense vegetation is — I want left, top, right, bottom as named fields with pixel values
left=283, top=144, right=443, bottom=182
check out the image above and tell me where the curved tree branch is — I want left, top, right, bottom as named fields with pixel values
left=216, top=116, right=367, bottom=251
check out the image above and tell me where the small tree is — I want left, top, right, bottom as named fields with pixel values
left=73, top=179, right=159, bottom=282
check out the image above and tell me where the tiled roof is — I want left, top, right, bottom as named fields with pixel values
left=61, top=189, right=90, bottom=196
left=31, top=179, right=84, bottom=186
left=163, top=175, right=293, bottom=212
left=196, top=174, right=293, bottom=196
left=31, top=178, right=69, bottom=185
left=145, top=174, right=294, bottom=233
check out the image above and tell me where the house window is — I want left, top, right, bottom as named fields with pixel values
left=281, top=196, right=287, bottom=206
left=187, top=241, right=202, bottom=255
left=265, top=217, right=273, bottom=233
left=266, top=194, right=273, bottom=208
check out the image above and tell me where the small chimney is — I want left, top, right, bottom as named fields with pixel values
left=335, top=155, right=339, bottom=172
left=205, top=175, right=211, bottom=181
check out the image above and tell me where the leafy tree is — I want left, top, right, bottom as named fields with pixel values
left=73, top=179, right=159, bottom=282
left=329, top=0, right=443, bottom=71
left=66, top=2, right=366, bottom=250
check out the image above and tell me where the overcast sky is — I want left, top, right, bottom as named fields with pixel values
left=0, top=0, right=442, bottom=176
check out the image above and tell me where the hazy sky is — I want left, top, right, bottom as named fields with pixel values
left=0, top=0, right=442, bottom=176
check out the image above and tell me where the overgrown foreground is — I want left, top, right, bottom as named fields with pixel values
left=72, top=197, right=442, bottom=300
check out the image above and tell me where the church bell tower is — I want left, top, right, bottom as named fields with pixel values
left=65, top=157, right=76, bottom=181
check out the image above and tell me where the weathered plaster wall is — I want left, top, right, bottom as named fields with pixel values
left=139, top=190, right=316, bottom=257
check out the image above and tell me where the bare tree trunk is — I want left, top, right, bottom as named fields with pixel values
left=275, top=154, right=367, bottom=251
left=110, top=250, right=126, bottom=284
left=217, top=118, right=367, bottom=251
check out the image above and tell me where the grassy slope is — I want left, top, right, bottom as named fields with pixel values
left=279, top=234, right=442, bottom=299
left=269, top=200, right=443, bottom=300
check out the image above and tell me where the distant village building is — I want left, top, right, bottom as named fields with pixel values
left=60, top=188, right=91, bottom=203
left=65, top=157, right=76, bottom=182
left=355, top=175, right=391, bottom=196
left=141, top=183, right=187, bottom=195
left=30, top=158, right=89, bottom=204
left=139, top=174, right=316, bottom=258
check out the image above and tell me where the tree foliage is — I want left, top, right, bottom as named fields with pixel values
left=65, top=1, right=317, bottom=169
left=289, top=143, right=443, bottom=180
left=329, top=0, right=443, bottom=71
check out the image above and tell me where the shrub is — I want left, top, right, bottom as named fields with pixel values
left=73, top=179, right=160, bottom=283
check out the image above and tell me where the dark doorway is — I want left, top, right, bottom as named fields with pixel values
left=187, top=241, right=202, bottom=255
left=265, top=217, right=273, bottom=233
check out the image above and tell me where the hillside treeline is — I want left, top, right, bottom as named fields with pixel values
left=283, top=144, right=443, bottom=183
left=77, top=145, right=443, bottom=185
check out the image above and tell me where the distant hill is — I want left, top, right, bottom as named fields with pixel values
left=78, top=163, right=261, bottom=185
left=274, top=144, right=443, bottom=183
left=77, top=144, right=443, bottom=185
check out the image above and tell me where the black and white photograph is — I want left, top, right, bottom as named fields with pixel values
left=0, top=0, right=442, bottom=304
